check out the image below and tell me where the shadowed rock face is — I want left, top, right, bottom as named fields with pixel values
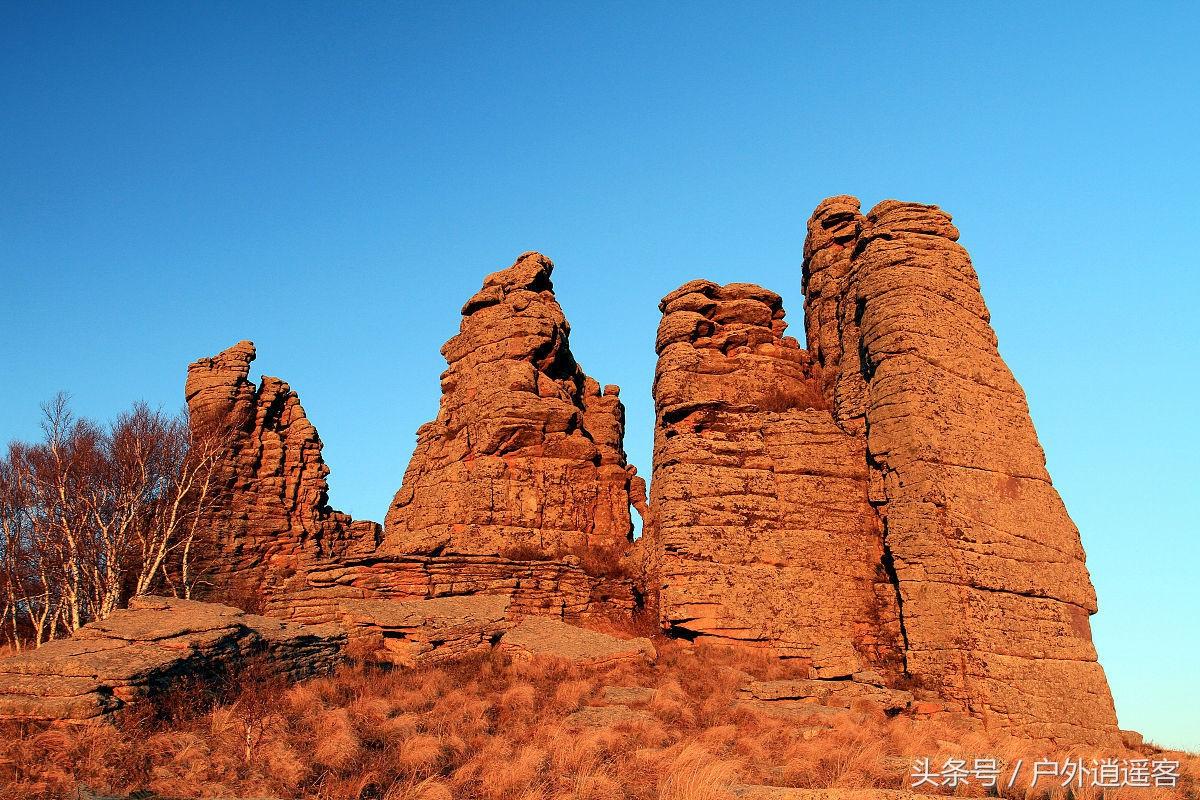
left=648, top=281, right=904, bottom=677
left=381, top=252, right=640, bottom=560
left=0, top=597, right=344, bottom=722
left=185, top=341, right=379, bottom=604
left=802, top=196, right=1118, bottom=743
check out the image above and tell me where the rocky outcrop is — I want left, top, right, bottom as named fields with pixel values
left=287, top=552, right=637, bottom=625
left=381, top=252, right=640, bottom=561
left=646, top=198, right=1118, bottom=744
left=649, top=280, right=904, bottom=677
left=0, top=597, right=344, bottom=722
left=498, top=616, right=656, bottom=665
left=174, top=219, right=1119, bottom=747
left=802, top=197, right=1118, bottom=744
left=185, top=264, right=645, bottom=625
left=737, top=678, right=914, bottom=716
left=339, top=595, right=510, bottom=666
left=185, top=342, right=379, bottom=606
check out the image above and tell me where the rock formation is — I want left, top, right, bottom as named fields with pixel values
left=174, top=215, right=1119, bottom=747
left=338, top=595, right=511, bottom=666
left=648, top=280, right=905, bottom=678
left=185, top=341, right=379, bottom=607
left=646, top=197, right=1119, bottom=744
left=297, top=552, right=637, bottom=624
left=0, top=597, right=344, bottom=722
left=801, top=197, right=1117, bottom=743
left=337, top=594, right=654, bottom=668
left=381, top=252, right=640, bottom=560
left=498, top=616, right=656, bottom=666
left=736, top=678, right=915, bottom=718
left=183, top=255, right=644, bottom=630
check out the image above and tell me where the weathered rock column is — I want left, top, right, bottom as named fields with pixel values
left=802, top=197, right=1120, bottom=743
left=381, top=252, right=639, bottom=560
left=186, top=341, right=376, bottom=607
left=649, top=280, right=903, bottom=676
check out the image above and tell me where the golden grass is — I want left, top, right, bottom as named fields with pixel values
left=0, top=640, right=1194, bottom=800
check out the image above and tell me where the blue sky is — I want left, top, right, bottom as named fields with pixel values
left=2, top=3, right=1197, bottom=750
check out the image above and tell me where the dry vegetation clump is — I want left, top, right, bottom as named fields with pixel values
left=0, top=641, right=1194, bottom=800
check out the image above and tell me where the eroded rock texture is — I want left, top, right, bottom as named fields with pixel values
left=499, top=616, right=656, bottom=666
left=185, top=341, right=378, bottom=605
left=185, top=278, right=643, bottom=628
left=339, top=595, right=511, bottom=666
left=382, top=252, right=639, bottom=560
left=279, top=552, right=637, bottom=627
left=649, top=280, right=904, bottom=677
left=0, top=597, right=344, bottom=722
left=802, top=197, right=1118, bottom=743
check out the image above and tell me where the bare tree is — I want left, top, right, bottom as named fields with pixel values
left=0, top=394, right=230, bottom=648
left=132, top=407, right=228, bottom=601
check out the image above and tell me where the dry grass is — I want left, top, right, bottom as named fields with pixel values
left=0, top=641, right=1194, bottom=800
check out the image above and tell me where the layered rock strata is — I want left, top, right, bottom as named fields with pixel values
left=381, top=252, right=640, bottom=561
left=338, top=595, right=511, bottom=666
left=802, top=197, right=1118, bottom=743
left=736, top=678, right=915, bottom=717
left=648, top=280, right=904, bottom=676
left=498, top=616, right=656, bottom=665
left=185, top=341, right=379, bottom=605
left=289, top=552, right=636, bottom=625
left=186, top=255, right=643, bottom=629
left=0, top=597, right=344, bottom=722
left=177, top=221, right=1118, bottom=746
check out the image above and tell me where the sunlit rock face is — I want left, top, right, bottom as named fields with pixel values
left=647, top=278, right=905, bottom=679
left=801, top=197, right=1118, bottom=744
left=181, top=210, right=1119, bottom=746
left=380, top=252, right=640, bottom=561
left=185, top=340, right=376, bottom=607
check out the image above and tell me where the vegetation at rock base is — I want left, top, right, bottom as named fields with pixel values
left=1, top=642, right=1194, bottom=800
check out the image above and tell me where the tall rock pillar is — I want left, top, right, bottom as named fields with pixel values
left=802, top=198, right=1119, bottom=743
left=185, top=341, right=375, bottom=608
left=381, top=252, right=640, bottom=561
left=649, top=280, right=904, bottom=676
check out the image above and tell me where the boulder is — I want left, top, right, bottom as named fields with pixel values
left=564, top=704, right=655, bottom=730
left=601, top=685, right=656, bottom=705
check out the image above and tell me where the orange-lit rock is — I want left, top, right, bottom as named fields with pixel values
left=648, top=281, right=904, bottom=678
left=381, top=252, right=640, bottom=561
left=185, top=341, right=378, bottom=607
left=802, top=196, right=1119, bottom=744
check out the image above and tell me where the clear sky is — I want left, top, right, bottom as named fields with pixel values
left=2, top=2, right=1197, bottom=750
